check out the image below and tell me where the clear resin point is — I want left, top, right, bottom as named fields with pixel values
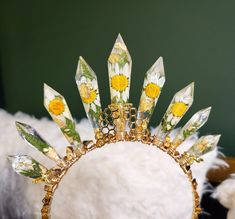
left=44, top=83, right=81, bottom=147
left=75, top=56, right=102, bottom=131
left=172, top=107, right=211, bottom=147
left=8, top=155, right=47, bottom=179
left=156, top=82, right=194, bottom=140
left=108, top=34, right=132, bottom=104
left=187, top=134, right=221, bottom=157
left=138, top=57, right=165, bottom=128
left=15, top=121, right=61, bottom=162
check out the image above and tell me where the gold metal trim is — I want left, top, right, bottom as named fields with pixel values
left=41, top=134, right=201, bottom=219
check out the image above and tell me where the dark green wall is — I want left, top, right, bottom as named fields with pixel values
left=1, top=0, right=235, bottom=156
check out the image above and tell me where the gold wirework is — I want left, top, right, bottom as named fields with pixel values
left=40, top=104, right=201, bottom=219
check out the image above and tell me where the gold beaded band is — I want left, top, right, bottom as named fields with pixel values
left=41, top=135, right=201, bottom=219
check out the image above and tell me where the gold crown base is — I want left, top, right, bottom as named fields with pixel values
left=40, top=132, right=201, bottom=219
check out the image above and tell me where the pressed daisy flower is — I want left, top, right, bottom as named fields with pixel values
left=108, top=35, right=132, bottom=104
left=111, top=74, right=129, bottom=92
left=171, top=102, right=187, bottom=117
left=48, top=98, right=65, bottom=116
left=144, top=83, right=161, bottom=99
left=76, top=57, right=102, bottom=131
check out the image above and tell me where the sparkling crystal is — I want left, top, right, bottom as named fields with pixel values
left=138, top=57, right=165, bottom=128
left=108, top=34, right=132, bottom=104
left=156, top=82, right=194, bottom=140
left=75, top=56, right=102, bottom=131
left=187, top=135, right=221, bottom=157
left=44, top=83, right=81, bottom=147
left=15, top=121, right=61, bottom=162
left=172, top=107, right=211, bottom=147
left=8, top=155, right=47, bottom=179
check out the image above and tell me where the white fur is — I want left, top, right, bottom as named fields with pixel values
left=0, top=109, right=225, bottom=219
left=213, top=174, right=235, bottom=219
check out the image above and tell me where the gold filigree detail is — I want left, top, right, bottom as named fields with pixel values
left=39, top=104, right=201, bottom=219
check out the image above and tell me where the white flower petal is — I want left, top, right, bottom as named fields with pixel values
left=175, top=96, right=181, bottom=102
left=122, top=63, right=129, bottom=76
left=80, top=76, right=87, bottom=83
left=115, top=63, right=120, bottom=74
left=182, top=96, right=192, bottom=104
left=171, top=117, right=179, bottom=125
left=91, top=80, right=98, bottom=89
left=167, top=124, right=171, bottom=130
left=111, top=69, right=116, bottom=77
left=149, top=75, right=158, bottom=84
left=94, top=98, right=100, bottom=106
left=167, top=113, right=173, bottom=122
left=91, top=103, right=96, bottom=112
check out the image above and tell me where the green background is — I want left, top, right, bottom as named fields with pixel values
left=0, top=0, right=234, bottom=156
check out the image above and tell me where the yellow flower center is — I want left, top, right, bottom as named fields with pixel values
left=49, top=98, right=65, bottom=116
left=145, top=83, right=161, bottom=99
left=108, top=53, right=120, bottom=64
left=111, top=74, right=129, bottom=92
left=171, top=102, right=187, bottom=117
left=79, top=84, right=97, bottom=104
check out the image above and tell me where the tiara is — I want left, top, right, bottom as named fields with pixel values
left=8, top=34, right=220, bottom=219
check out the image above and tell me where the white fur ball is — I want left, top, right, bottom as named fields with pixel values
left=0, top=109, right=224, bottom=219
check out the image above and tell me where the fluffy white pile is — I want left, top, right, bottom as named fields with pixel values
left=213, top=174, right=235, bottom=219
left=0, top=109, right=225, bottom=219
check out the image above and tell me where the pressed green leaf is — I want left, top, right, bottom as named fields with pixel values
left=61, top=118, right=81, bottom=142
left=8, top=155, right=47, bottom=179
left=16, top=122, right=50, bottom=153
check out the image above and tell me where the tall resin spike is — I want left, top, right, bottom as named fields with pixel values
left=108, top=34, right=132, bottom=104
left=8, top=155, right=47, bottom=179
left=15, top=122, right=61, bottom=162
left=187, top=135, right=221, bottom=157
left=138, top=57, right=165, bottom=129
left=156, top=83, right=194, bottom=140
left=44, top=84, right=81, bottom=148
left=172, top=107, right=211, bottom=147
left=75, top=57, right=102, bottom=133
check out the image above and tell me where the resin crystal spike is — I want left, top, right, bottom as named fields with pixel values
left=187, top=135, right=221, bottom=157
left=75, top=56, right=102, bottom=132
left=15, top=122, right=61, bottom=162
left=138, top=57, right=165, bottom=128
left=8, top=155, right=47, bottom=179
left=108, top=34, right=132, bottom=104
left=172, top=107, right=211, bottom=147
left=44, top=84, right=81, bottom=148
left=156, top=83, right=194, bottom=140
